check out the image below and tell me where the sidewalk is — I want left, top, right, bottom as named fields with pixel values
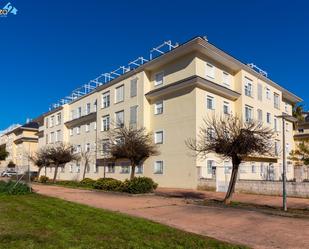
left=33, top=184, right=309, bottom=249
left=155, top=188, right=309, bottom=209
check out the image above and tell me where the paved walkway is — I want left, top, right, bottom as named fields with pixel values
left=33, top=184, right=309, bottom=249
left=156, top=188, right=309, bottom=209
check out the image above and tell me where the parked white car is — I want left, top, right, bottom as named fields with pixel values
left=1, top=170, right=17, bottom=177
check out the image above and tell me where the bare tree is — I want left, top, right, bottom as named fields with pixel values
left=186, top=115, right=274, bottom=204
left=103, top=126, right=159, bottom=179
left=44, top=143, right=80, bottom=183
left=29, top=148, right=51, bottom=177
left=79, top=146, right=94, bottom=180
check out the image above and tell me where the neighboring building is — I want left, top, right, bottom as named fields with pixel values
left=293, top=112, right=309, bottom=181
left=0, top=122, right=40, bottom=173
left=38, top=36, right=302, bottom=189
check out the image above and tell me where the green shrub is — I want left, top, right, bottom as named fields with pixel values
left=79, top=178, right=95, bottom=187
left=93, top=178, right=123, bottom=191
left=122, top=177, right=158, bottom=194
left=0, top=181, right=31, bottom=195
left=39, top=176, right=49, bottom=183
left=56, top=180, right=80, bottom=187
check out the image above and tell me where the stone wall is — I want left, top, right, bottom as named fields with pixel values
left=199, top=179, right=309, bottom=198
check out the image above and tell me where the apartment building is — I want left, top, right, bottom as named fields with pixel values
left=39, top=37, right=302, bottom=189
left=0, top=122, right=39, bottom=173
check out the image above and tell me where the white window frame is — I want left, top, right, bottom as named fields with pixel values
left=101, top=115, right=110, bottom=131
left=76, top=126, right=80, bottom=135
left=206, top=95, right=215, bottom=110
left=244, top=77, right=253, bottom=97
left=206, top=62, right=215, bottom=79
left=154, top=130, right=164, bottom=144
left=115, top=110, right=124, bottom=128
left=257, top=109, right=263, bottom=123
left=115, top=85, right=124, bottom=103
left=102, top=91, right=110, bottom=108
left=274, top=93, right=280, bottom=109
left=245, top=105, right=253, bottom=122
left=223, top=101, right=230, bottom=115
left=154, top=71, right=164, bottom=86
left=266, top=87, right=271, bottom=100
left=130, top=78, right=138, bottom=97
left=266, top=112, right=271, bottom=124
left=154, top=101, right=163, bottom=115
left=154, top=160, right=164, bottom=174
left=222, top=71, right=230, bottom=86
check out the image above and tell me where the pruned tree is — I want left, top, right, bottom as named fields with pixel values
left=44, top=143, right=79, bottom=183
left=186, top=115, right=274, bottom=204
left=103, top=126, right=159, bottom=179
left=289, top=140, right=309, bottom=166
left=29, top=147, right=51, bottom=177
left=79, top=146, right=94, bottom=180
left=0, top=145, right=9, bottom=161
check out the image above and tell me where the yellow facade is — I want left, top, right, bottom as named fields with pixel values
left=38, top=37, right=302, bottom=189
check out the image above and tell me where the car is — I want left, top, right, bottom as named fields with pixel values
left=1, top=170, right=17, bottom=177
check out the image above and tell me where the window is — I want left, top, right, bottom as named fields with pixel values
left=86, top=103, right=91, bottom=115
left=78, top=107, right=82, bottom=118
left=257, top=109, right=263, bottom=123
left=207, top=160, right=214, bottom=175
left=101, top=115, right=110, bottom=131
left=70, top=110, right=75, bottom=120
left=285, top=102, right=289, bottom=113
left=69, top=165, right=73, bottom=173
left=206, top=62, right=215, bottom=78
left=245, top=105, right=253, bottom=122
left=154, top=101, right=163, bottom=115
left=102, top=91, right=110, bottom=108
left=136, top=165, right=143, bottom=174
left=50, top=116, right=54, bottom=127
left=55, top=130, right=60, bottom=142
left=244, top=77, right=253, bottom=97
left=93, top=122, right=97, bottom=131
left=45, top=118, right=49, bottom=128
left=286, top=143, right=290, bottom=154
left=76, top=126, right=80, bottom=135
left=286, top=122, right=289, bottom=132
left=94, top=100, right=97, bottom=112
left=222, top=72, right=230, bottom=86
left=130, top=78, right=137, bottom=97
left=224, top=161, right=232, bottom=174
left=251, top=163, right=256, bottom=173
left=274, top=118, right=278, bottom=132
left=155, top=131, right=164, bottom=144
left=266, top=88, right=271, bottom=100
left=76, top=163, right=80, bottom=173
left=275, top=141, right=279, bottom=156
left=298, top=128, right=304, bottom=133
left=50, top=132, right=54, bottom=143
left=155, top=72, right=164, bottom=86
left=223, top=101, right=230, bottom=115
left=274, top=93, right=280, bottom=109
left=85, top=123, right=90, bottom=132
left=257, top=83, right=262, bottom=101
left=101, top=139, right=109, bottom=155
left=115, top=111, right=124, bottom=128
left=85, top=143, right=90, bottom=152
left=154, top=161, right=163, bottom=174
left=120, top=163, right=130, bottom=174
left=130, top=106, right=138, bottom=125
left=76, top=145, right=81, bottom=153
left=266, top=113, right=271, bottom=124
left=56, top=113, right=61, bottom=125
left=115, top=85, right=124, bottom=103
left=207, top=128, right=215, bottom=140
left=69, top=128, right=73, bottom=136
left=107, top=163, right=115, bottom=173
left=206, top=95, right=215, bottom=110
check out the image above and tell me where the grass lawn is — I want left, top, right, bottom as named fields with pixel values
left=0, top=194, right=247, bottom=249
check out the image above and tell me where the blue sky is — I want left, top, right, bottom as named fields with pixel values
left=1, top=0, right=308, bottom=130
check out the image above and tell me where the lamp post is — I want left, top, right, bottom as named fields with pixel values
left=276, top=114, right=297, bottom=211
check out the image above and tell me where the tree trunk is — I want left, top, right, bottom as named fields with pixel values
left=37, top=167, right=42, bottom=178
left=224, top=157, right=240, bottom=205
left=82, top=160, right=88, bottom=180
left=53, top=164, right=59, bottom=183
left=130, top=163, right=136, bottom=180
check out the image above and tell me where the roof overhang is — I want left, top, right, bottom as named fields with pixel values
left=64, top=112, right=96, bottom=128
left=243, top=155, right=278, bottom=163
left=145, top=75, right=241, bottom=103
